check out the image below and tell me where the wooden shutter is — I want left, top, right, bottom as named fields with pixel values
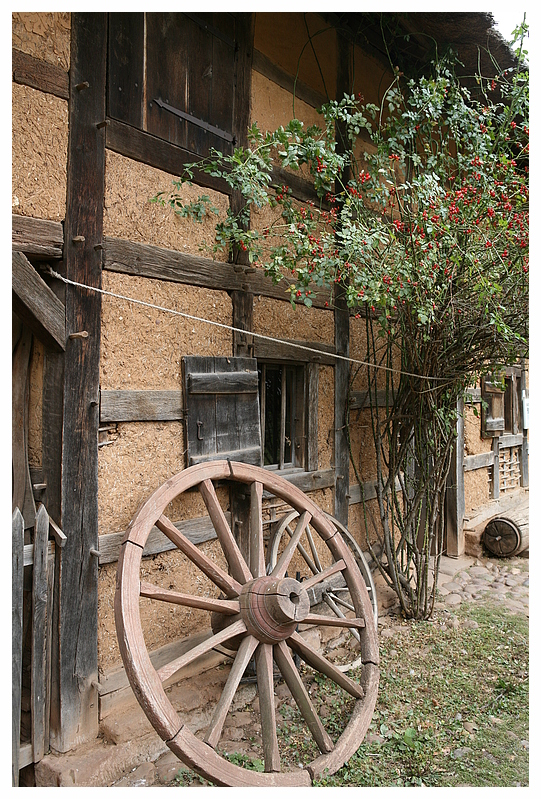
left=481, top=375, right=505, bottom=437
left=146, top=13, right=236, bottom=156
left=108, top=12, right=236, bottom=157
left=183, top=356, right=261, bottom=466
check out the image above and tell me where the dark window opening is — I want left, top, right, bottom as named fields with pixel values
left=258, top=363, right=304, bottom=469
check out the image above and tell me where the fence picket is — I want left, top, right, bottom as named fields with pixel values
left=12, top=508, right=24, bottom=787
left=31, top=505, right=49, bottom=762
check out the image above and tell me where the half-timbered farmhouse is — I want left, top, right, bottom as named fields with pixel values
left=12, top=11, right=527, bottom=786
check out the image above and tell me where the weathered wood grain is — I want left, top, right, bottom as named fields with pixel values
left=231, top=290, right=254, bottom=357
left=12, top=214, right=64, bottom=259
left=50, top=12, right=107, bottom=753
left=491, top=436, right=500, bottom=499
left=107, top=14, right=144, bottom=129
left=254, top=337, right=336, bottom=364
left=187, top=370, right=258, bottom=395
left=12, top=252, right=66, bottom=351
left=31, top=505, right=49, bottom=762
left=12, top=509, right=24, bottom=786
left=103, top=235, right=332, bottom=307
left=156, top=514, right=243, bottom=598
left=255, top=642, right=281, bottom=772
left=499, top=433, right=524, bottom=449
left=464, top=451, right=495, bottom=471
left=106, top=118, right=231, bottom=195
left=333, top=32, right=352, bottom=528
left=12, top=325, right=36, bottom=527
left=183, top=356, right=261, bottom=467
left=199, top=479, right=252, bottom=583
left=270, top=162, right=331, bottom=209
left=306, top=363, right=319, bottom=472
left=97, top=631, right=227, bottom=718
left=12, top=48, right=69, bottom=100
left=274, top=640, right=333, bottom=754
left=42, top=350, right=64, bottom=525
left=114, top=459, right=379, bottom=785
left=104, top=235, right=244, bottom=290
left=520, top=367, right=529, bottom=488
left=446, top=397, right=465, bottom=557
left=100, top=389, right=183, bottom=422
left=98, top=513, right=225, bottom=564
left=204, top=634, right=258, bottom=748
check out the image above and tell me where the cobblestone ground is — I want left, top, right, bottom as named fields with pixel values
left=110, top=552, right=529, bottom=787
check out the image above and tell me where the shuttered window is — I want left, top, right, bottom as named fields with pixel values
left=108, top=12, right=236, bottom=157
left=183, top=356, right=317, bottom=472
left=182, top=356, right=261, bottom=467
left=481, top=367, right=522, bottom=437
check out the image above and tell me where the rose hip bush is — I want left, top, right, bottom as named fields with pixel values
left=155, top=29, right=528, bottom=618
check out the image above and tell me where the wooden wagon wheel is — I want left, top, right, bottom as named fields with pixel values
left=267, top=510, right=378, bottom=672
left=115, top=461, right=379, bottom=786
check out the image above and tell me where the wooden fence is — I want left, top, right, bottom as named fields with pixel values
left=12, top=505, right=60, bottom=786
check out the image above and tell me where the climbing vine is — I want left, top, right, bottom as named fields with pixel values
left=154, top=22, right=528, bottom=618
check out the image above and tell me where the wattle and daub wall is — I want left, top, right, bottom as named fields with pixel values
left=13, top=12, right=505, bottom=675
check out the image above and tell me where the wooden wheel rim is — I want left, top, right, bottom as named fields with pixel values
left=115, top=461, right=379, bottom=786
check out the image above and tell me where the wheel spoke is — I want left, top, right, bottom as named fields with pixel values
left=199, top=479, right=252, bottom=584
left=274, top=641, right=333, bottom=754
left=326, top=592, right=355, bottom=612
left=289, top=632, right=364, bottom=699
left=300, top=559, right=346, bottom=592
left=250, top=481, right=266, bottom=578
left=304, top=525, right=323, bottom=572
left=301, top=613, right=365, bottom=629
left=255, top=643, right=281, bottom=772
left=204, top=634, right=259, bottom=749
left=284, top=523, right=319, bottom=574
left=323, top=594, right=361, bottom=643
left=271, top=511, right=312, bottom=579
left=140, top=581, right=240, bottom=615
left=156, top=514, right=242, bottom=598
left=157, top=619, right=247, bottom=683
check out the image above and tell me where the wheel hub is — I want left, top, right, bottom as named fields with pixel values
left=239, top=576, right=310, bottom=644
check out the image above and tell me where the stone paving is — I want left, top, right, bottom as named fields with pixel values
left=434, top=553, right=529, bottom=616
left=108, top=551, right=529, bottom=787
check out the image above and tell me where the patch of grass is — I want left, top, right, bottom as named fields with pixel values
left=174, top=767, right=207, bottom=786
left=223, top=752, right=265, bottom=772
left=317, top=603, right=528, bottom=787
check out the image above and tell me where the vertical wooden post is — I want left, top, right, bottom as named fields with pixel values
left=520, top=366, right=529, bottom=488
left=231, top=290, right=254, bottom=357
left=229, top=13, right=256, bottom=563
left=49, top=13, right=107, bottom=752
left=31, top=505, right=50, bottom=762
left=333, top=31, right=352, bottom=527
left=12, top=325, right=36, bottom=528
left=445, top=398, right=465, bottom=557
left=306, top=362, right=319, bottom=472
left=12, top=508, right=24, bottom=787
left=491, top=435, right=500, bottom=499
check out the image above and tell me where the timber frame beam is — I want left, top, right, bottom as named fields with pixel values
left=12, top=252, right=66, bottom=351
left=48, top=13, right=107, bottom=753
left=333, top=30, right=352, bottom=527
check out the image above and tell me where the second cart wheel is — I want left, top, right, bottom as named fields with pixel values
left=267, top=510, right=378, bottom=671
left=115, top=461, right=379, bottom=786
